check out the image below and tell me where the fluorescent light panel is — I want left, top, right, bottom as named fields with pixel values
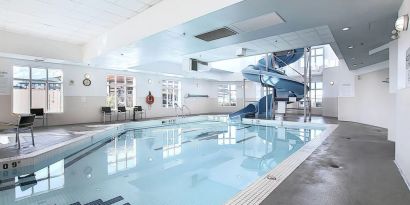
left=230, top=12, right=285, bottom=33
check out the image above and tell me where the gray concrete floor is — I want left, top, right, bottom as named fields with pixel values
left=0, top=123, right=118, bottom=158
left=261, top=120, right=410, bottom=205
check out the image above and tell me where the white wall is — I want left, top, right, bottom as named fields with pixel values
left=321, top=60, right=355, bottom=117
left=393, top=0, right=410, bottom=188
left=338, top=69, right=393, bottom=129
left=0, top=57, right=251, bottom=125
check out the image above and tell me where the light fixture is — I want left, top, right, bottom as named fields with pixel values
left=342, top=27, right=350, bottom=31
left=84, top=73, right=91, bottom=79
left=148, top=79, right=152, bottom=84
left=330, top=81, right=335, bottom=86
left=353, top=64, right=357, bottom=67
left=391, top=29, right=399, bottom=40
left=347, top=45, right=354, bottom=49
left=395, top=14, right=409, bottom=32
left=351, top=57, right=355, bottom=60
left=34, top=58, right=45, bottom=62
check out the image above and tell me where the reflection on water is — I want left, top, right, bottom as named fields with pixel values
left=15, top=160, right=64, bottom=200
left=107, top=133, right=137, bottom=175
left=162, top=128, right=182, bottom=159
left=218, top=126, right=236, bottom=145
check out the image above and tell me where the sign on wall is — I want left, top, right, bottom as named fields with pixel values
left=0, top=68, right=10, bottom=95
left=406, top=47, right=410, bottom=87
left=339, top=83, right=354, bottom=97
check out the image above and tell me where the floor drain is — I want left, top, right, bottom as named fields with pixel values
left=266, top=174, right=277, bottom=180
left=330, top=164, right=341, bottom=169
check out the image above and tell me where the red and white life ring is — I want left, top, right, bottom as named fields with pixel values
left=146, top=91, right=154, bottom=105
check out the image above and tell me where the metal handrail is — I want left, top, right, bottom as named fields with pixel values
left=174, top=103, right=191, bottom=118
left=182, top=105, right=191, bottom=116
left=174, top=103, right=181, bottom=118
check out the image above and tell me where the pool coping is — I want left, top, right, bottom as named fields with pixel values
left=225, top=118, right=338, bottom=205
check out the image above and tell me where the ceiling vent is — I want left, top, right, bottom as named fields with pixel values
left=190, top=59, right=210, bottom=72
left=195, top=27, right=238, bottom=42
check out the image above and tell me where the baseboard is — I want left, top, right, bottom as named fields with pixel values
left=394, top=160, right=410, bottom=191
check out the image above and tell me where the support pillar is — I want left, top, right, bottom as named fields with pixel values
left=303, top=48, right=308, bottom=122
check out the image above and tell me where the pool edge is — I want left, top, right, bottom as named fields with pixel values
left=225, top=119, right=338, bottom=205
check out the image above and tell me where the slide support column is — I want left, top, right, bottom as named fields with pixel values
left=308, top=47, right=312, bottom=121
left=243, top=78, right=246, bottom=109
left=265, top=54, right=269, bottom=119
left=303, top=48, right=308, bottom=122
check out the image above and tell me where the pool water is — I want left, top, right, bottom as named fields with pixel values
left=0, top=120, right=322, bottom=205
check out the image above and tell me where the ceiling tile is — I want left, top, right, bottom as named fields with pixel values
left=0, top=0, right=163, bottom=44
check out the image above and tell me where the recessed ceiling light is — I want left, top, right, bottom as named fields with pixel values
left=347, top=45, right=354, bottom=49
left=353, top=64, right=357, bottom=67
left=342, top=27, right=350, bottom=31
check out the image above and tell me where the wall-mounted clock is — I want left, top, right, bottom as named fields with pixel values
left=83, top=78, right=92, bottom=86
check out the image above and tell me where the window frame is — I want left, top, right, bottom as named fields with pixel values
left=217, top=84, right=237, bottom=107
left=106, top=75, right=135, bottom=109
left=161, top=80, right=181, bottom=108
left=12, top=66, right=64, bottom=114
left=310, top=82, right=323, bottom=107
left=299, top=47, right=325, bottom=71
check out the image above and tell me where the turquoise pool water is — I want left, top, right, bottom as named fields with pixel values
left=0, top=120, right=322, bottom=205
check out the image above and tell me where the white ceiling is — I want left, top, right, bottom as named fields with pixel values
left=0, top=0, right=163, bottom=44
left=185, top=25, right=335, bottom=62
left=0, top=0, right=402, bottom=72
left=87, top=22, right=337, bottom=69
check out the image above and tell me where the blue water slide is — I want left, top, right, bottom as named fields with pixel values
left=229, top=48, right=307, bottom=119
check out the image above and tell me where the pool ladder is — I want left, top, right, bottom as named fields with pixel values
left=174, top=104, right=191, bottom=118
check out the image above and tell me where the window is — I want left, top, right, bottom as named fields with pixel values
left=162, top=80, right=181, bottom=108
left=299, top=47, right=324, bottom=70
left=310, top=82, right=323, bottom=107
left=13, top=66, right=63, bottom=113
left=218, top=84, right=237, bottom=106
left=106, top=75, right=135, bottom=109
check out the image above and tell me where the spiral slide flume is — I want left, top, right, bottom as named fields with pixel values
left=229, top=48, right=307, bottom=119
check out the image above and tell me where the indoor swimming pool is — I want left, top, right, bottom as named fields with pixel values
left=0, top=118, right=324, bottom=205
